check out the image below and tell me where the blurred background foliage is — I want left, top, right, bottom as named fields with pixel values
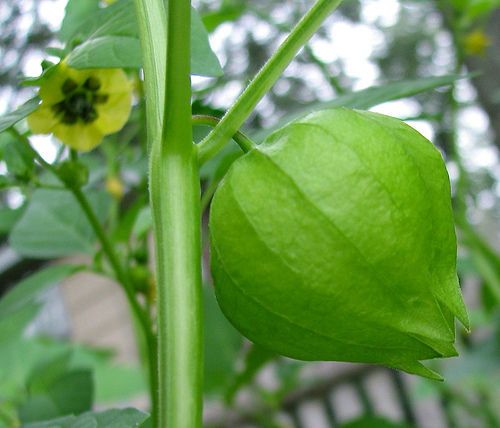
left=0, top=0, right=499, bottom=427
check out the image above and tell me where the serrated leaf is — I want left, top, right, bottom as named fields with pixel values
left=9, top=189, right=111, bottom=259
left=0, top=98, right=40, bottom=133
left=65, top=0, right=222, bottom=77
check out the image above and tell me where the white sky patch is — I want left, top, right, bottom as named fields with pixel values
left=459, top=105, right=490, bottom=135
left=39, top=0, right=67, bottom=31
left=22, top=51, right=46, bottom=78
left=361, top=0, right=401, bottom=27
left=30, top=135, right=60, bottom=164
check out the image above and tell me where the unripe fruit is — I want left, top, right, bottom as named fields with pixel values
left=209, top=108, right=469, bottom=379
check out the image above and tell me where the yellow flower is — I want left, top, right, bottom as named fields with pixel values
left=105, top=175, right=125, bottom=199
left=463, top=30, right=491, bottom=56
left=28, top=62, right=132, bottom=152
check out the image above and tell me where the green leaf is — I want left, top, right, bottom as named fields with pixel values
left=0, top=98, right=40, bottom=133
left=9, top=189, right=111, bottom=259
left=464, top=0, right=500, bottom=21
left=324, top=74, right=467, bottom=110
left=65, top=0, right=222, bottom=77
left=18, top=351, right=93, bottom=422
left=132, top=206, right=152, bottom=239
left=0, top=305, right=39, bottom=344
left=20, top=370, right=93, bottom=423
left=59, top=0, right=100, bottom=42
left=203, top=286, right=242, bottom=396
left=210, top=108, right=469, bottom=379
left=202, top=2, right=245, bottom=32
left=0, top=205, right=25, bottom=235
left=0, top=264, right=79, bottom=325
left=3, top=139, right=36, bottom=179
left=68, top=36, right=142, bottom=69
left=191, top=7, right=224, bottom=77
left=22, top=408, right=148, bottom=428
left=0, top=337, right=146, bottom=409
left=253, top=75, right=468, bottom=142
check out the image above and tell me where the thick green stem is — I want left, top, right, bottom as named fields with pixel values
left=197, top=0, right=343, bottom=163
left=135, top=0, right=203, bottom=426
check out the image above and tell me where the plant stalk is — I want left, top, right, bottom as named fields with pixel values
left=197, top=0, right=343, bottom=163
left=135, top=0, right=203, bottom=426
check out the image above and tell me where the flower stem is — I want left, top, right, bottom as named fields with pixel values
left=10, top=128, right=159, bottom=420
left=197, top=0, right=344, bottom=164
left=135, top=0, right=203, bottom=426
left=193, top=115, right=255, bottom=153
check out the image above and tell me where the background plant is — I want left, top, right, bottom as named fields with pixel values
left=0, top=0, right=499, bottom=427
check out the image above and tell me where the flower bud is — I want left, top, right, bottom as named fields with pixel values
left=209, top=108, right=469, bottom=379
left=57, top=160, right=88, bottom=188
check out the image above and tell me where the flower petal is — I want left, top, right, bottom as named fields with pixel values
left=95, top=91, right=132, bottom=135
left=52, top=122, right=104, bottom=152
left=27, top=104, right=58, bottom=134
left=90, top=68, right=132, bottom=94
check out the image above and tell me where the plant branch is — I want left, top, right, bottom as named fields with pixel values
left=197, top=0, right=344, bottom=164
left=193, top=115, right=255, bottom=152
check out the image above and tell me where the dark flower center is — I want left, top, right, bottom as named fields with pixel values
left=52, top=77, right=109, bottom=125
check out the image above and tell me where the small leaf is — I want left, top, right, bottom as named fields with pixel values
left=3, top=139, right=36, bottom=179
left=9, top=189, right=110, bottom=259
left=0, top=98, right=40, bottom=133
